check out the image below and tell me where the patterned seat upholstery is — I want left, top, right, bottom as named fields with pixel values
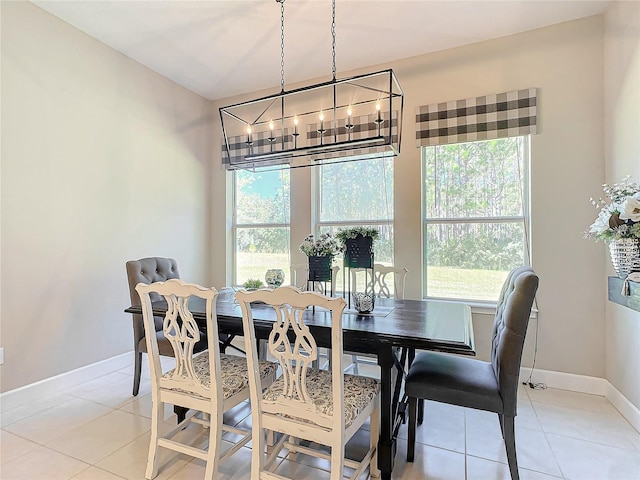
left=164, top=353, right=277, bottom=400
left=263, top=369, right=379, bottom=428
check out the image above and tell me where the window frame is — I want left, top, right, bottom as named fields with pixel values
left=231, top=169, right=291, bottom=287
left=314, top=158, right=396, bottom=287
left=421, top=136, right=531, bottom=303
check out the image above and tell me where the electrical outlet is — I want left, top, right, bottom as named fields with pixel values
left=0, top=348, right=4, bottom=365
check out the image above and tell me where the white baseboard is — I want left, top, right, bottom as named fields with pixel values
left=605, top=381, right=640, bottom=433
left=521, top=367, right=640, bottom=433
left=0, top=352, right=132, bottom=412
left=2, top=355, right=638, bottom=434
left=521, top=367, right=608, bottom=395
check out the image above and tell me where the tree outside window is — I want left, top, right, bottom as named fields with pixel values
left=317, top=157, right=394, bottom=289
left=233, top=168, right=290, bottom=286
left=423, top=137, right=530, bottom=302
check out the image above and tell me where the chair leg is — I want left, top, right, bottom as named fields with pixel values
left=369, top=399, right=381, bottom=478
left=502, top=416, right=520, bottom=480
left=417, top=398, right=425, bottom=425
left=146, top=398, right=163, bottom=479
left=351, top=354, right=359, bottom=374
left=174, top=406, right=187, bottom=424
left=133, top=351, right=143, bottom=396
left=407, top=396, right=417, bottom=462
left=203, top=412, right=222, bottom=480
left=330, top=444, right=344, bottom=480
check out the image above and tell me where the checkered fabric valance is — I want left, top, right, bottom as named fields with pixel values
left=222, top=111, right=399, bottom=168
left=222, top=127, right=295, bottom=167
left=415, top=88, right=537, bottom=147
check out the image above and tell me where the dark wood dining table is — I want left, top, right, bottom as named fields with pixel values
left=125, top=293, right=474, bottom=480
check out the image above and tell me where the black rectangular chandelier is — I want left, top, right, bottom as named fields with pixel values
left=220, top=69, right=403, bottom=171
left=219, top=1, right=403, bottom=172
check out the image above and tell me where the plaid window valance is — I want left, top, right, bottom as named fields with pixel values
left=415, top=88, right=537, bottom=147
left=222, top=111, right=399, bottom=168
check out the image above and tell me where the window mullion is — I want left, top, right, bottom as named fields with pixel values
left=425, top=216, right=525, bottom=224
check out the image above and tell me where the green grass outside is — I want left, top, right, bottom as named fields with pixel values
left=237, top=252, right=290, bottom=286
left=237, top=252, right=508, bottom=302
left=426, top=266, right=508, bottom=302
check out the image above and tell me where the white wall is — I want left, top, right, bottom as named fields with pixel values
left=4, top=2, right=635, bottom=412
left=212, top=16, right=609, bottom=388
left=604, top=1, right=640, bottom=409
left=0, top=2, right=212, bottom=392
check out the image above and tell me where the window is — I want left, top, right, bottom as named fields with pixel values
left=423, top=137, right=529, bottom=302
left=233, top=168, right=290, bottom=286
left=317, top=158, right=394, bottom=288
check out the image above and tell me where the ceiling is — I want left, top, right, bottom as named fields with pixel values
left=31, top=0, right=610, bottom=101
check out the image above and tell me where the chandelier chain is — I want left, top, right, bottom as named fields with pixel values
left=279, top=0, right=285, bottom=92
left=331, top=0, right=336, bottom=81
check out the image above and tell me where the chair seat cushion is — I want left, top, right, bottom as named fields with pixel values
left=163, top=353, right=277, bottom=400
left=263, top=369, right=380, bottom=428
left=405, top=351, right=503, bottom=413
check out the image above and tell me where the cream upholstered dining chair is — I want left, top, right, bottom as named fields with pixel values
left=236, top=285, right=380, bottom=480
left=372, top=264, right=409, bottom=299
left=126, top=257, right=207, bottom=396
left=136, top=279, right=277, bottom=479
left=349, top=263, right=408, bottom=299
left=348, top=263, right=409, bottom=374
left=405, top=266, right=538, bottom=480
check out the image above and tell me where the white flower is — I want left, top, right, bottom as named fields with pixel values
left=585, top=176, right=640, bottom=242
left=589, top=209, right=611, bottom=235
left=619, top=192, right=640, bottom=222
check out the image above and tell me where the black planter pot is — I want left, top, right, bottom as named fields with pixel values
left=308, top=255, right=333, bottom=282
left=344, top=235, right=374, bottom=268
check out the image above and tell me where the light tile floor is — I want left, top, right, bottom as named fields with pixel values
left=1, top=355, right=639, bottom=480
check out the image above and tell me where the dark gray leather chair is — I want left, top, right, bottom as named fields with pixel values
left=405, top=266, right=539, bottom=480
left=126, top=257, right=207, bottom=396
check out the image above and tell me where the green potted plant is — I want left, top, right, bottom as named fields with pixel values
left=336, top=227, right=379, bottom=268
left=299, top=233, right=342, bottom=282
left=242, top=278, right=264, bottom=290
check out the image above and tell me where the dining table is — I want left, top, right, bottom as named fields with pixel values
left=125, top=291, right=474, bottom=480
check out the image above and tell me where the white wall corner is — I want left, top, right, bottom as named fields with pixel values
left=605, top=381, right=640, bottom=434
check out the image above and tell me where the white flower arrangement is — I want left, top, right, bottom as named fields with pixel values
left=298, top=233, right=343, bottom=257
left=586, top=176, right=640, bottom=242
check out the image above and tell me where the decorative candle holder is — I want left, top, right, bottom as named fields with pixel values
left=353, top=292, right=375, bottom=314
left=345, top=121, right=354, bottom=141
left=374, top=116, right=383, bottom=137
left=265, top=269, right=285, bottom=289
